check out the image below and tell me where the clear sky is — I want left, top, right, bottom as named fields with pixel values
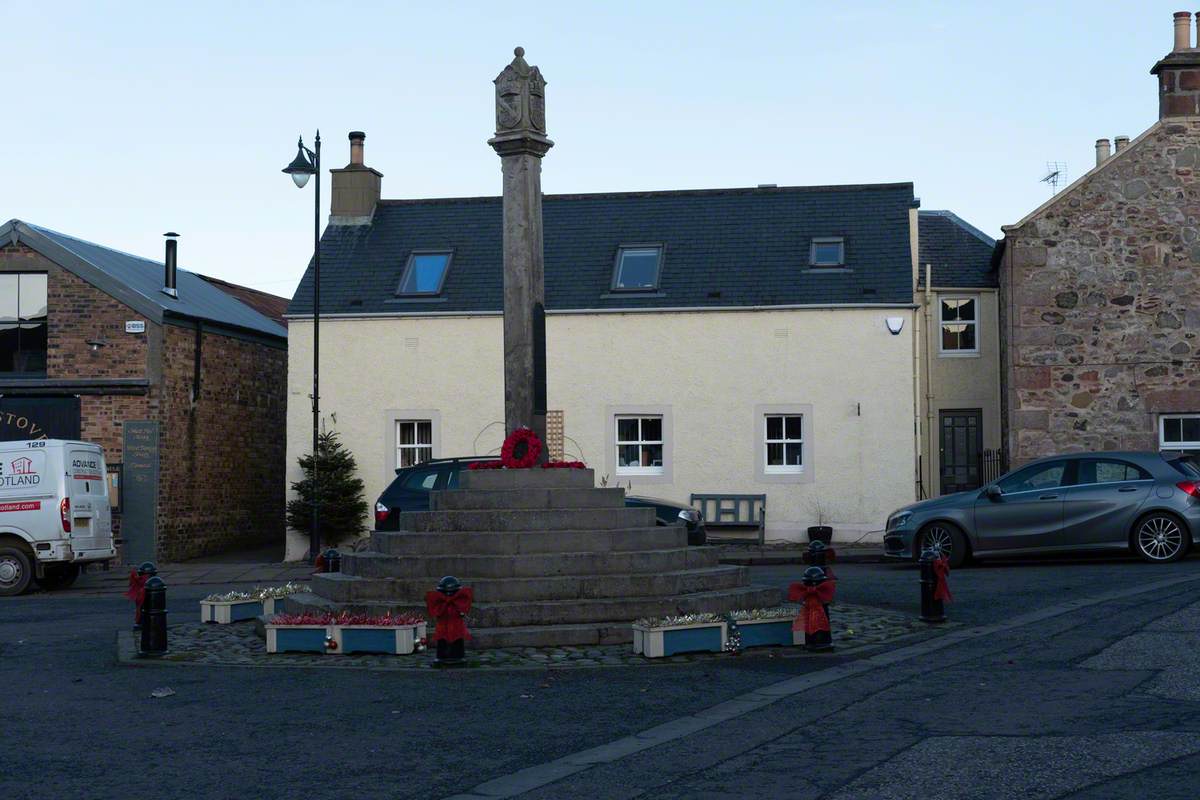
left=1, top=1, right=1187, bottom=299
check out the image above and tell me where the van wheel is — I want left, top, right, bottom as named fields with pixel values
left=0, top=547, right=33, bottom=596
left=34, top=563, right=80, bottom=590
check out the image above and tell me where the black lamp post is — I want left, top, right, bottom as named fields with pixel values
left=283, top=132, right=321, bottom=563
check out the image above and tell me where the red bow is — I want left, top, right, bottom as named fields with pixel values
left=933, top=557, right=953, bottom=602
left=788, top=581, right=837, bottom=634
left=425, top=586, right=474, bottom=642
left=125, top=570, right=148, bottom=621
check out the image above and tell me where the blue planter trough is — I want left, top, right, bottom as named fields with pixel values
left=265, top=624, right=331, bottom=654
left=201, top=599, right=264, bottom=624
left=737, top=618, right=798, bottom=648
left=632, top=621, right=726, bottom=658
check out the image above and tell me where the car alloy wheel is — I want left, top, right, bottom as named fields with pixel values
left=918, top=524, right=966, bottom=568
left=1135, top=515, right=1186, bottom=563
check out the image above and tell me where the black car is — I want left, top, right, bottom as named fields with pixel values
left=374, top=457, right=706, bottom=545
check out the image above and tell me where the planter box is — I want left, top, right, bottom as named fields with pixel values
left=200, top=598, right=264, bottom=624
left=265, top=624, right=331, bottom=654
left=736, top=618, right=799, bottom=648
left=632, top=621, right=726, bottom=658
left=264, top=622, right=427, bottom=655
left=337, top=624, right=422, bottom=655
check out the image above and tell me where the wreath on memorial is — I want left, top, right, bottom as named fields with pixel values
left=500, top=427, right=542, bottom=468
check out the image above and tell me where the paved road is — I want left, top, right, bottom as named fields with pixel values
left=3, top=555, right=1199, bottom=799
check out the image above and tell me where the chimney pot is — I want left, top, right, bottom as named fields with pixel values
left=1095, top=138, right=1111, bottom=167
left=162, top=232, right=179, bottom=299
left=349, top=131, right=365, bottom=166
left=1175, top=11, right=1192, bottom=51
left=1114, top=135, right=1131, bottom=152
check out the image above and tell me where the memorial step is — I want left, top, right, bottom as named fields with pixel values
left=431, top=487, right=625, bottom=511
left=370, top=526, right=687, bottom=556
left=287, top=584, right=782, bottom=629
left=341, top=546, right=719, bottom=579
left=394, top=507, right=656, bottom=532
left=459, top=468, right=595, bottom=491
left=312, top=565, right=749, bottom=603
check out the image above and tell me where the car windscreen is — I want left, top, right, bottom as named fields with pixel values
left=1167, top=456, right=1200, bottom=478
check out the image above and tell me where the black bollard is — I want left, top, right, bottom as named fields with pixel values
left=324, top=548, right=341, bottom=573
left=919, top=548, right=946, bottom=623
left=801, top=566, right=834, bottom=652
left=139, top=576, right=168, bottom=656
left=132, top=561, right=157, bottom=631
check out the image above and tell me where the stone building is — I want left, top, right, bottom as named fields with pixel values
left=996, top=11, right=1200, bottom=465
left=0, top=220, right=288, bottom=562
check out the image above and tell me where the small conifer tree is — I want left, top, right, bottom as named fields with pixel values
left=287, top=429, right=368, bottom=547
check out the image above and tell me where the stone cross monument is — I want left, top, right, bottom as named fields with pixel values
left=488, top=47, right=553, bottom=448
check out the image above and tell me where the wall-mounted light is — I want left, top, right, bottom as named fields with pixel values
left=86, top=339, right=108, bottom=352
left=885, top=317, right=905, bottom=335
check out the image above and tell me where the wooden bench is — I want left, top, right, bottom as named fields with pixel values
left=690, top=493, right=767, bottom=545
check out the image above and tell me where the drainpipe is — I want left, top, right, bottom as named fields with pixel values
left=924, top=263, right=935, bottom=499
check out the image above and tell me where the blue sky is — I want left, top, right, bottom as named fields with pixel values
left=1, top=1, right=1186, bottom=298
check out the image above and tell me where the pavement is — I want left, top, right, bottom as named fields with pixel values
left=6, top=553, right=1200, bottom=798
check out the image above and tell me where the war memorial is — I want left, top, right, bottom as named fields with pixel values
left=284, top=48, right=779, bottom=648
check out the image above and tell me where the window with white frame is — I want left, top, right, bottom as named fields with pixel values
left=940, top=296, right=978, bottom=353
left=395, top=420, right=433, bottom=467
left=764, top=414, right=804, bottom=473
left=616, top=416, right=664, bottom=475
left=1160, top=414, right=1200, bottom=449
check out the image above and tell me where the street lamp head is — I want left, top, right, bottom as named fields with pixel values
left=282, top=137, right=316, bottom=188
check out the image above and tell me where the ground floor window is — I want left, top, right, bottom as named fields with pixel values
left=1160, top=414, right=1200, bottom=450
left=396, top=420, right=433, bottom=467
left=764, top=414, right=803, bottom=473
left=616, top=415, right=663, bottom=475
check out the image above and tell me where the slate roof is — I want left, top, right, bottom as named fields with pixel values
left=287, top=183, right=919, bottom=316
left=1, top=220, right=287, bottom=340
left=917, top=210, right=997, bottom=289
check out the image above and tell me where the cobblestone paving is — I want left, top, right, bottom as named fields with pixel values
left=119, top=603, right=947, bottom=671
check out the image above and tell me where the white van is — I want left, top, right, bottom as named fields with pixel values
left=0, top=439, right=116, bottom=595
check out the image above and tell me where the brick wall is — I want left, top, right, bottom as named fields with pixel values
left=156, top=324, right=287, bottom=561
left=1001, top=120, right=1200, bottom=464
left=47, top=266, right=153, bottom=381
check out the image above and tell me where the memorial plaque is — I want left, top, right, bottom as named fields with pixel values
left=122, top=421, right=159, bottom=564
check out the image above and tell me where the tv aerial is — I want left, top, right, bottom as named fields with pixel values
left=1041, top=162, right=1067, bottom=195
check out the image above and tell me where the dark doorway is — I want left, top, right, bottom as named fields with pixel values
left=0, top=396, right=81, bottom=441
left=939, top=409, right=982, bottom=495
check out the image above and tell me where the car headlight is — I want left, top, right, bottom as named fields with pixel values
left=678, top=509, right=702, bottom=524
left=889, top=511, right=913, bottom=530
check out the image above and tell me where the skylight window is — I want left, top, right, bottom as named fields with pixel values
left=611, top=245, right=663, bottom=291
left=397, top=251, right=452, bottom=295
left=809, top=237, right=845, bottom=267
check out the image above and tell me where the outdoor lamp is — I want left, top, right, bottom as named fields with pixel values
left=282, top=138, right=316, bottom=188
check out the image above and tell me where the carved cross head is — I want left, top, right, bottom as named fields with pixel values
left=494, top=47, right=547, bottom=135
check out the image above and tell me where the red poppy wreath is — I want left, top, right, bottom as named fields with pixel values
left=500, top=427, right=543, bottom=469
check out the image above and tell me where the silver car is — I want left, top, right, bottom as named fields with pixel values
left=884, top=451, right=1200, bottom=567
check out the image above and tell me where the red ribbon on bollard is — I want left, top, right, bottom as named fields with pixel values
left=933, top=557, right=953, bottom=602
left=425, top=586, right=474, bottom=642
left=787, top=581, right=837, bottom=634
left=124, top=570, right=148, bottom=623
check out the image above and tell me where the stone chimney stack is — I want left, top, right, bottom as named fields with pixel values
left=329, top=131, right=383, bottom=224
left=1150, top=11, right=1200, bottom=118
left=1095, top=138, right=1111, bottom=167
left=1114, top=135, right=1131, bottom=152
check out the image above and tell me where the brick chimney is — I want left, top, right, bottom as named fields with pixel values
left=329, top=131, right=383, bottom=223
left=1150, top=12, right=1200, bottom=118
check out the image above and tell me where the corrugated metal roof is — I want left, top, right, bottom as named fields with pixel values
left=3, top=220, right=286, bottom=339
left=288, top=183, right=920, bottom=316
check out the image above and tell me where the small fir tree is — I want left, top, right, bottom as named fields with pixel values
left=287, top=429, right=368, bottom=547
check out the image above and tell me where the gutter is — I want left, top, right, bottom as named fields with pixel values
left=284, top=302, right=921, bottom=321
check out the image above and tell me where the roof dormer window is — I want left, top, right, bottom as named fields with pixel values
left=611, top=245, right=663, bottom=291
left=397, top=251, right=452, bottom=296
left=809, top=237, right=845, bottom=267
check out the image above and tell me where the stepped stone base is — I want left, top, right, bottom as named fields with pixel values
left=295, top=468, right=782, bottom=648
